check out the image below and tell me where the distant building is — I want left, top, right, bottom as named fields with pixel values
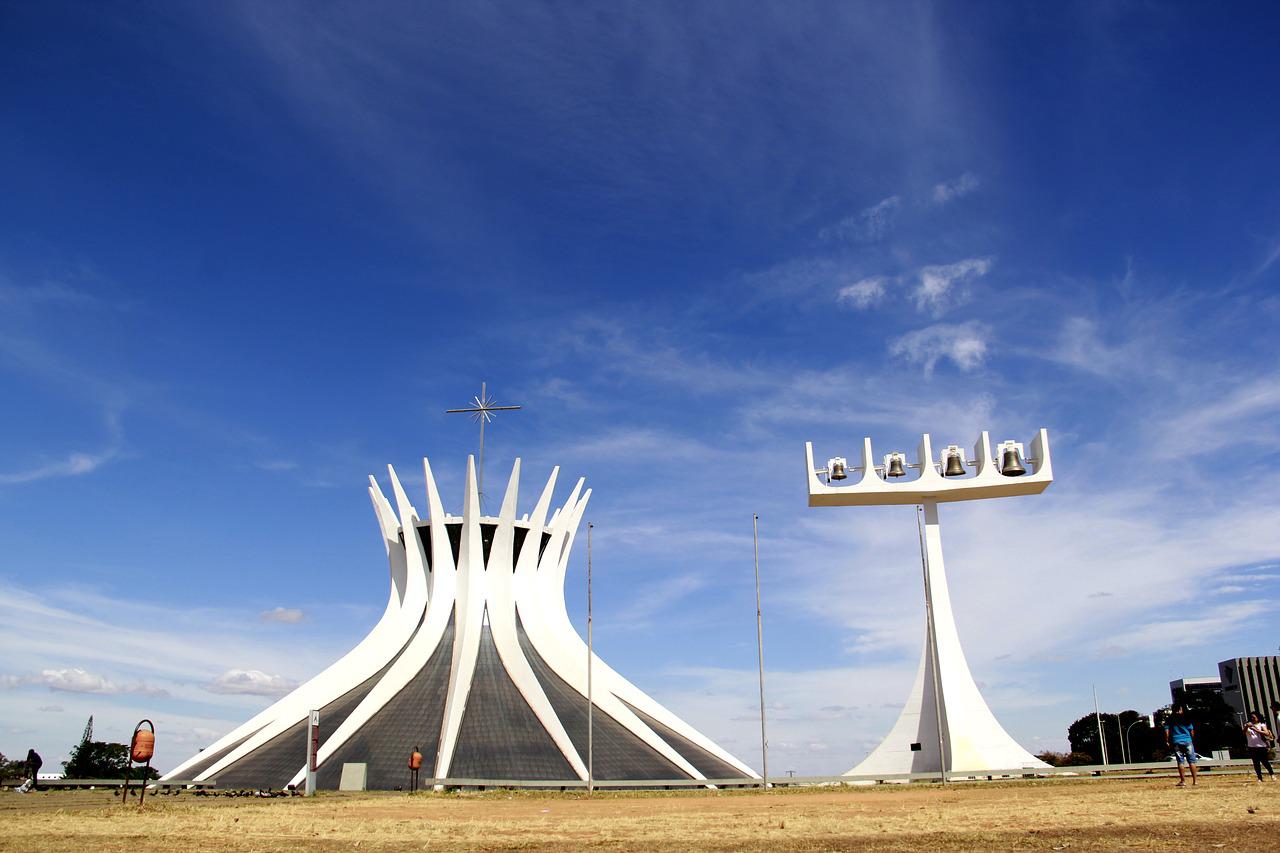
left=1169, top=676, right=1223, bottom=709
left=1218, top=656, right=1280, bottom=732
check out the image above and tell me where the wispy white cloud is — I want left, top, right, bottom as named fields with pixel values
left=0, top=279, right=105, bottom=309
left=0, top=582, right=347, bottom=702
left=889, top=321, right=990, bottom=375
left=1154, top=376, right=1280, bottom=458
left=932, top=171, right=979, bottom=204
left=1094, top=601, right=1274, bottom=656
left=836, top=277, right=888, bottom=310
left=0, top=447, right=120, bottom=485
left=207, top=669, right=299, bottom=697
left=0, top=667, right=168, bottom=697
left=912, top=257, right=993, bottom=316
left=820, top=196, right=901, bottom=243
left=1251, top=236, right=1280, bottom=281
left=610, top=574, right=708, bottom=630
left=260, top=606, right=305, bottom=624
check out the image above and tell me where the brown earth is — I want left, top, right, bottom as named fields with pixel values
left=2, top=776, right=1277, bottom=851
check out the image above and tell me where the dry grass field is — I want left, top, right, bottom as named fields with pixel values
left=2, top=776, right=1278, bottom=851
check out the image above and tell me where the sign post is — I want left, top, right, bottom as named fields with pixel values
left=305, top=710, right=319, bottom=796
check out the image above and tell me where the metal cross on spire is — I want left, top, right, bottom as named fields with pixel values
left=445, top=381, right=521, bottom=505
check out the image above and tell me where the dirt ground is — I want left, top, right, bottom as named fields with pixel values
left=1, top=776, right=1277, bottom=851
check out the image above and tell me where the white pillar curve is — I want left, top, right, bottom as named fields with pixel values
left=301, top=458, right=459, bottom=781
left=848, top=501, right=1044, bottom=774
left=483, top=460, right=589, bottom=779
left=433, top=456, right=489, bottom=779
left=517, top=489, right=710, bottom=781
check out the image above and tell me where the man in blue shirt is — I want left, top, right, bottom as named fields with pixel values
left=1165, top=704, right=1198, bottom=787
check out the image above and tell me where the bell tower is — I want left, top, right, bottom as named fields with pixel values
left=804, top=429, right=1053, bottom=778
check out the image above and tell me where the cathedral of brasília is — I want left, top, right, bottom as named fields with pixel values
left=162, top=456, right=757, bottom=789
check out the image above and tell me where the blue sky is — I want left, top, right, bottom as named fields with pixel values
left=2, top=1, right=1279, bottom=774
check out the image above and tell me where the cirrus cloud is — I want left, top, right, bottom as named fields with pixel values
left=933, top=171, right=980, bottom=204
left=889, top=321, right=990, bottom=376
left=836, top=277, right=888, bottom=310
left=913, top=257, right=993, bottom=316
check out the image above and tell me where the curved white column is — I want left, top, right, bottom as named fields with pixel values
left=847, top=501, right=1046, bottom=776
left=296, top=458, right=458, bottom=784
left=485, top=460, right=588, bottom=779
left=433, top=457, right=488, bottom=779
left=517, top=488, right=713, bottom=781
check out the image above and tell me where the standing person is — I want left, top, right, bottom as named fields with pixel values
left=17, top=749, right=42, bottom=793
left=1165, top=705, right=1199, bottom=787
left=1243, top=711, right=1276, bottom=782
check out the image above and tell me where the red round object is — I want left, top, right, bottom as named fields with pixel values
left=131, top=729, right=155, bottom=763
left=408, top=751, right=423, bottom=771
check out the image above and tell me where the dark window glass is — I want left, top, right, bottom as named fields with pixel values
left=481, top=523, right=497, bottom=568
left=512, top=527, right=529, bottom=570
left=416, top=525, right=432, bottom=570
left=446, top=522, right=462, bottom=565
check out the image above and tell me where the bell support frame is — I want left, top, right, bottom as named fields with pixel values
left=806, top=429, right=1052, bottom=507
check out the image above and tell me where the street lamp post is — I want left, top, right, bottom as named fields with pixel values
left=1112, top=717, right=1127, bottom=765
left=1124, top=715, right=1152, bottom=765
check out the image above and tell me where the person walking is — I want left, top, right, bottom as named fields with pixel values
left=1243, top=711, right=1276, bottom=782
left=1165, top=705, right=1199, bottom=787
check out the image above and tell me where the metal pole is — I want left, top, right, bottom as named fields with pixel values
left=1092, top=686, right=1109, bottom=765
left=1123, top=718, right=1145, bottom=765
left=918, top=504, right=947, bottom=784
left=753, top=514, right=768, bottom=789
left=477, top=380, right=486, bottom=501
left=587, top=522, right=594, bottom=795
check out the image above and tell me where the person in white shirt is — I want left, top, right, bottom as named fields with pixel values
left=1243, top=711, right=1275, bottom=782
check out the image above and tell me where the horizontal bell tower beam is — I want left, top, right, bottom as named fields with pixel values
left=806, top=429, right=1052, bottom=507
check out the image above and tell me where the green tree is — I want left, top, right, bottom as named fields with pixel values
left=62, top=741, right=157, bottom=780
left=0, top=752, right=30, bottom=782
left=1068, top=709, right=1169, bottom=763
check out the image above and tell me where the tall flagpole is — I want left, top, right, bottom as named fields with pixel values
left=753, top=514, right=768, bottom=789
left=587, top=522, right=594, bottom=795
left=1093, top=685, right=1109, bottom=765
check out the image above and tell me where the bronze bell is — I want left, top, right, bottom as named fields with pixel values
left=886, top=455, right=906, bottom=478
left=830, top=458, right=848, bottom=481
left=1000, top=447, right=1026, bottom=476
left=943, top=451, right=965, bottom=477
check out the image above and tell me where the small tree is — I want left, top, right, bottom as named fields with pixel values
left=0, top=752, right=30, bottom=782
left=63, top=741, right=157, bottom=780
